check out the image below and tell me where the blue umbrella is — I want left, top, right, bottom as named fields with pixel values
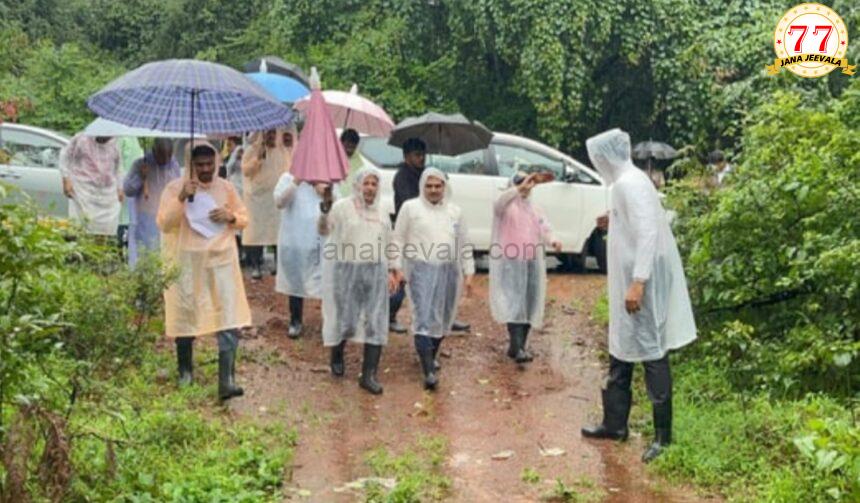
left=87, top=59, right=294, bottom=135
left=245, top=72, right=310, bottom=104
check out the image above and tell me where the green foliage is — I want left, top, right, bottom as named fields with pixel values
left=364, top=435, right=450, bottom=502
left=0, top=26, right=125, bottom=133
left=590, top=289, right=609, bottom=328
left=651, top=361, right=858, bottom=502
left=667, top=80, right=860, bottom=397
left=0, top=187, right=293, bottom=501
left=5, top=0, right=857, bottom=156
left=542, top=477, right=602, bottom=502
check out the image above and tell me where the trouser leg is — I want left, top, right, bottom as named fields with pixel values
left=389, top=282, right=405, bottom=321
left=289, top=296, right=304, bottom=324
left=604, top=356, right=634, bottom=432
left=643, top=355, right=673, bottom=443
left=245, top=246, right=262, bottom=267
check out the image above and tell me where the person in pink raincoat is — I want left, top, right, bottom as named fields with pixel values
left=489, top=171, right=562, bottom=365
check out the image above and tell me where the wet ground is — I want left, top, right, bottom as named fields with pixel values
left=228, top=269, right=719, bottom=502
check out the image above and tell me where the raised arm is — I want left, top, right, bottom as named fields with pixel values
left=273, top=173, right=299, bottom=209
left=493, top=186, right=519, bottom=216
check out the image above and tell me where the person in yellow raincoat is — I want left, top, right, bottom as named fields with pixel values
left=240, top=127, right=294, bottom=279
left=157, top=141, right=251, bottom=401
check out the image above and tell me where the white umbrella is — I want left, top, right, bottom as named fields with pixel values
left=84, top=117, right=205, bottom=138
left=293, top=84, right=394, bottom=137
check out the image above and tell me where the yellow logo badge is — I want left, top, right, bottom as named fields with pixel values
left=767, top=3, right=855, bottom=78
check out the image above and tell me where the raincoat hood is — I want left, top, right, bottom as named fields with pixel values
left=418, top=166, right=451, bottom=205
left=184, top=140, right=221, bottom=188
left=585, top=128, right=635, bottom=185
left=352, top=166, right=383, bottom=209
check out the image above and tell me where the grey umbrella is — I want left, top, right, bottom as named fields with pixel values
left=243, top=56, right=310, bottom=89
left=632, top=140, right=678, bottom=160
left=388, top=112, right=493, bottom=156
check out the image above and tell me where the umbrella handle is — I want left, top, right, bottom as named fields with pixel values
left=187, top=89, right=197, bottom=203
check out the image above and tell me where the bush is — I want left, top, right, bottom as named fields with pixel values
left=666, top=80, right=860, bottom=397
left=0, top=186, right=294, bottom=501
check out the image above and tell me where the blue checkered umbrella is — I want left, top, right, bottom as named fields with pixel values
left=87, top=59, right=294, bottom=135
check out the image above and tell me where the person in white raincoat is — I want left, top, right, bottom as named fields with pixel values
left=489, top=171, right=561, bottom=365
left=241, top=128, right=293, bottom=279
left=580, top=128, right=697, bottom=463
left=157, top=141, right=251, bottom=401
left=59, top=134, right=122, bottom=236
left=391, top=167, right=474, bottom=390
left=318, top=167, right=396, bottom=394
left=273, top=169, right=329, bottom=338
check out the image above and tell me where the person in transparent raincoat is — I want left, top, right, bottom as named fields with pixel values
left=241, top=127, right=293, bottom=279
left=489, top=171, right=562, bottom=365
left=273, top=169, right=330, bottom=338
left=156, top=142, right=250, bottom=401
left=318, top=167, right=398, bottom=394
left=123, top=138, right=181, bottom=266
left=391, top=167, right=475, bottom=390
left=580, top=128, right=697, bottom=463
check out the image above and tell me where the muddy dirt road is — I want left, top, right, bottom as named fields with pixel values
left=229, top=271, right=715, bottom=502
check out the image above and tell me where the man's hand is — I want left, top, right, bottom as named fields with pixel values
left=209, top=206, right=235, bottom=224
left=550, top=240, right=563, bottom=253
left=463, top=274, right=474, bottom=298
left=117, top=188, right=124, bottom=203
left=625, top=281, right=645, bottom=314
left=62, top=178, right=75, bottom=199
left=596, top=211, right=609, bottom=231
left=178, top=179, right=198, bottom=202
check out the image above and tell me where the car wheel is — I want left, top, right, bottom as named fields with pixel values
left=590, top=230, right=607, bottom=274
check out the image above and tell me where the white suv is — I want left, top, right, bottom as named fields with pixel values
left=358, top=132, right=608, bottom=272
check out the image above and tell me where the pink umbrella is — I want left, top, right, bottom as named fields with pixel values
left=293, top=83, right=394, bottom=137
left=290, top=68, right=350, bottom=183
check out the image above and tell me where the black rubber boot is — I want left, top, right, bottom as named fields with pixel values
left=218, top=349, right=244, bottom=401
left=517, top=324, right=534, bottom=363
left=506, top=324, right=519, bottom=359
left=514, top=325, right=533, bottom=363
left=330, top=341, right=346, bottom=377
left=432, top=337, right=443, bottom=371
left=414, top=336, right=438, bottom=391
left=288, top=296, right=303, bottom=339
left=642, top=401, right=672, bottom=463
left=359, top=344, right=384, bottom=395
left=175, top=337, right=194, bottom=386
left=580, top=388, right=631, bottom=441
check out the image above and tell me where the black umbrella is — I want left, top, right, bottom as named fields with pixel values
left=632, top=140, right=678, bottom=160
left=243, top=56, right=310, bottom=89
left=388, top=112, right=492, bottom=156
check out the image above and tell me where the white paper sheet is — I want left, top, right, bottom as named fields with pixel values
left=185, top=191, right=226, bottom=239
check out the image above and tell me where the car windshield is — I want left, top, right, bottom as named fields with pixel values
left=358, top=137, right=402, bottom=169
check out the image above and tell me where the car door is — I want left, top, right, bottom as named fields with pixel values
left=490, top=143, right=590, bottom=254
left=427, top=148, right=498, bottom=251
left=0, top=127, right=67, bottom=217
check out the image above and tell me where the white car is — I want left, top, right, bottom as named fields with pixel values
left=0, top=123, right=69, bottom=217
left=358, top=133, right=608, bottom=271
